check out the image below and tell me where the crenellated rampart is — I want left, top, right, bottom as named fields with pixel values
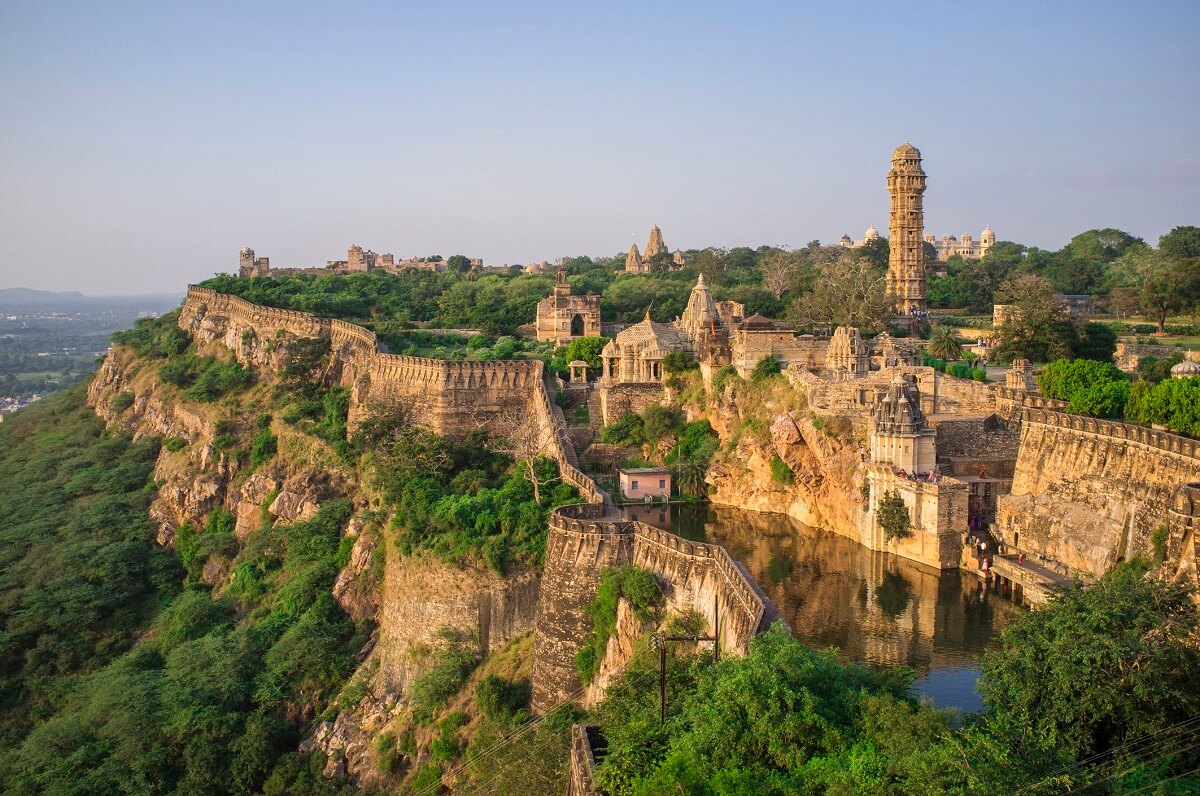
left=997, top=406, right=1200, bottom=578
left=531, top=502, right=768, bottom=712
left=172, top=287, right=772, bottom=714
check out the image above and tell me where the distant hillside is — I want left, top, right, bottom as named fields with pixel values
left=0, top=287, right=183, bottom=312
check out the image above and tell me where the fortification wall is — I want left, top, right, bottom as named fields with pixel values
left=531, top=503, right=767, bottom=711
left=178, top=286, right=544, bottom=436
left=997, top=407, right=1200, bottom=577
left=1114, top=342, right=1189, bottom=373
left=177, top=287, right=771, bottom=716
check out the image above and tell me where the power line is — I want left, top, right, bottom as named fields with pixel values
left=414, top=636, right=666, bottom=796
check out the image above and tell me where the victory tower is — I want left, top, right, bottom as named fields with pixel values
left=886, top=142, right=927, bottom=322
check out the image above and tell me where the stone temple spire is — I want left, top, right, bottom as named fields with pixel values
left=886, top=141, right=927, bottom=318
left=625, top=243, right=641, bottom=272
left=644, top=225, right=667, bottom=259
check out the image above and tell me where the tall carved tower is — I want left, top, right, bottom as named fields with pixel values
left=886, top=142, right=927, bottom=318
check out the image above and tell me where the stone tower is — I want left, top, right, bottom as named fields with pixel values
left=886, top=142, right=927, bottom=319
left=239, top=247, right=255, bottom=277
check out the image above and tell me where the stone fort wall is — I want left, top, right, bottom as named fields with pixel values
left=531, top=501, right=768, bottom=712
left=177, top=286, right=767, bottom=715
left=997, top=406, right=1200, bottom=578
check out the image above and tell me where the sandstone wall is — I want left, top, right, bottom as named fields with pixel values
left=997, top=407, right=1200, bottom=577
left=600, top=382, right=665, bottom=426
left=531, top=503, right=768, bottom=712
left=178, top=286, right=545, bottom=437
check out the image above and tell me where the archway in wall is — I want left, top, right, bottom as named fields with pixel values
left=570, top=313, right=584, bottom=336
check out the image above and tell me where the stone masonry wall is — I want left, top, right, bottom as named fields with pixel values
left=531, top=503, right=768, bottom=712
left=997, top=407, right=1200, bottom=577
left=177, top=287, right=767, bottom=717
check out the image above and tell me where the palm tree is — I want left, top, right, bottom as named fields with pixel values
left=927, top=324, right=962, bottom=361
left=674, top=456, right=708, bottom=497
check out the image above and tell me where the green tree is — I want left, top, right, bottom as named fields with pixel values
left=979, top=560, right=1200, bottom=762
left=992, top=273, right=1077, bottom=363
left=926, top=324, right=962, bottom=361
left=1134, top=240, right=1200, bottom=334
left=751, top=355, right=782, bottom=382
left=876, top=490, right=911, bottom=541
left=446, top=254, right=472, bottom=273
left=1037, top=359, right=1130, bottom=419
left=561, top=335, right=609, bottom=372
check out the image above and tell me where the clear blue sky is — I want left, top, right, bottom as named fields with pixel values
left=1, top=0, right=1197, bottom=294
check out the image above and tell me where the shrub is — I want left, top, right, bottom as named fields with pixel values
left=642, top=405, right=684, bottom=445
left=410, top=762, right=444, bottom=793
left=475, top=675, right=528, bottom=720
left=575, top=566, right=662, bottom=683
left=409, top=629, right=480, bottom=720
left=751, top=355, right=782, bottom=382
left=711, top=364, right=739, bottom=392
left=663, top=350, right=698, bottom=373
left=111, top=391, right=135, bottom=412
left=250, top=417, right=278, bottom=470
left=769, top=455, right=794, bottom=485
left=1038, top=359, right=1129, bottom=419
left=600, top=412, right=645, bottom=446
left=971, top=368, right=987, bottom=381
left=1151, top=525, right=1170, bottom=563
left=163, top=436, right=187, bottom=452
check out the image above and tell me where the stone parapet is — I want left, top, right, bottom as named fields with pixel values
left=567, top=725, right=605, bottom=796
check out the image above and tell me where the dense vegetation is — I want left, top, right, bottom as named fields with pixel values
left=0, top=387, right=368, bottom=794
left=574, top=567, right=662, bottom=684
left=1037, top=357, right=1200, bottom=435
left=588, top=560, right=1200, bottom=794
left=368, top=424, right=578, bottom=572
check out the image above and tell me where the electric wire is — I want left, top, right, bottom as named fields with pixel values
left=412, top=634, right=667, bottom=796
left=1013, top=714, right=1200, bottom=794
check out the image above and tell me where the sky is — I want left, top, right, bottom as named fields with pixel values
left=1, top=1, right=1198, bottom=295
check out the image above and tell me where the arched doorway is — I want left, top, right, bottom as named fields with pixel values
left=570, top=313, right=584, bottom=337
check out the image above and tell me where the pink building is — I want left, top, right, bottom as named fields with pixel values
left=618, top=467, right=672, bottom=501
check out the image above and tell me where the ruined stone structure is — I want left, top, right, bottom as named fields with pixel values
left=624, top=226, right=686, bottom=273
left=346, top=244, right=376, bottom=272
left=238, top=247, right=270, bottom=278
left=886, top=142, right=928, bottom=321
left=236, top=247, right=475, bottom=278
left=1113, top=342, right=1199, bottom=374
left=925, top=227, right=996, bottom=261
left=534, top=268, right=602, bottom=345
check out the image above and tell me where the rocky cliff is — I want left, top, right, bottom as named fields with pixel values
left=703, top=384, right=864, bottom=546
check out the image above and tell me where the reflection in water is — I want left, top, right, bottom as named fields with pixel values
left=621, top=503, right=1018, bottom=712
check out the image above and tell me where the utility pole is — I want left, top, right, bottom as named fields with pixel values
left=651, top=596, right=719, bottom=725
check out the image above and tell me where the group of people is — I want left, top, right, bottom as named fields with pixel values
left=894, top=468, right=938, bottom=484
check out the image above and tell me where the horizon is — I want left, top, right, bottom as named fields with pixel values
left=2, top=1, right=1198, bottom=294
